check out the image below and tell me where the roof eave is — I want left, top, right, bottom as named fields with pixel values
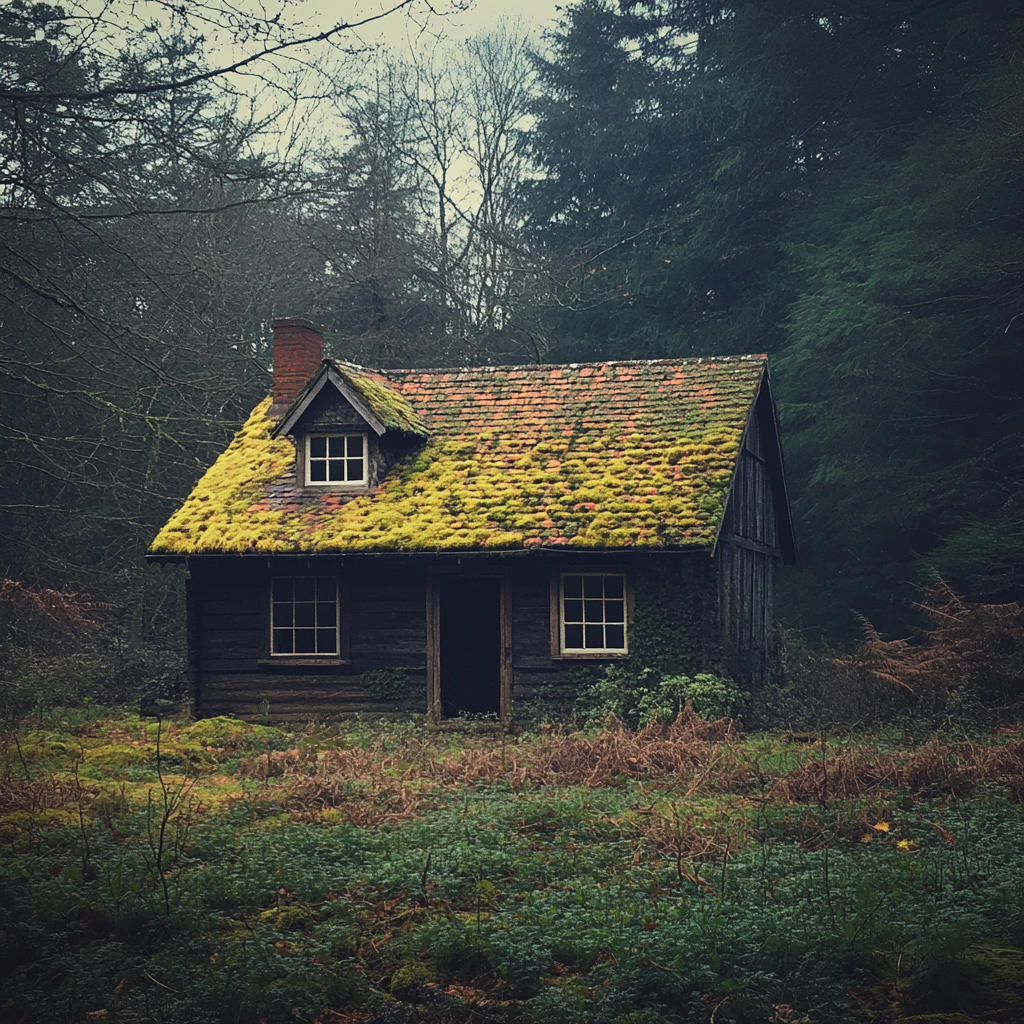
left=146, top=542, right=715, bottom=561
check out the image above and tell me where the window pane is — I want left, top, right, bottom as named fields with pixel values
left=605, top=625, right=625, bottom=649
left=347, top=435, right=363, bottom=457
left=584, top=599, right=604, bottom=622
left=563, top=575, right=583, bottom=598
left=583, top=576, right=604, bottom=598
left=327, top=436, right=346, bottom=457
left=564, top=624, right=584, bottom=649
left=327, top=461, right=345, bottom=481
left=585, top=624, right=604, bottom=648
left=605, top=599, right=625, bottom=624
left=604, top=576, right=624, bottom=598
left=563, top=599, right=583, bottom=623
left=346, top=458, right=363, bottom=481
left=309, top=461, right=327, bottom=482
left=272, top=578, right=338, bottom=657
left=309, top=436, right=326, bottom=459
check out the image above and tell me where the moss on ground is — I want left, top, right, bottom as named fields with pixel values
left=6, top=710, right=1024, bottom=1023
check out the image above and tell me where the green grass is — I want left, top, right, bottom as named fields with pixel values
left=3, top=709, right=1024, bottom=1023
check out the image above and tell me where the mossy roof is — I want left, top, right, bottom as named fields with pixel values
left=150, top=355, right=768, bottom=555
left=278, top=360, right=430, bottom=438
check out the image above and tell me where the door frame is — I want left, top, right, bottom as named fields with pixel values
left=426, top=571, right=512, bottom=724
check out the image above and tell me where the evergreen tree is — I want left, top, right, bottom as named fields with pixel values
left=776, top=24, right=1024, bottom=636
left=526, top=0, right=1024, bottom=639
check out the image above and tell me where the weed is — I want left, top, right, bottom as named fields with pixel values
left=4, top=711, right=1024, bottom=1022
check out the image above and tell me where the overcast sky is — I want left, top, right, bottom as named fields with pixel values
left=340, top=0, right=561, bottom=49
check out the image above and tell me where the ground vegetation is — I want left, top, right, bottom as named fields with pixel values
left=5, top=706, right=1024, bottom=1023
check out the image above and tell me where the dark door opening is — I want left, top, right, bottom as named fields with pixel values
left=439, top=577, right=501, bottom=718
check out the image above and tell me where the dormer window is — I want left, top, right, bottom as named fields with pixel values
left=306, top=434, right=366, bottom=486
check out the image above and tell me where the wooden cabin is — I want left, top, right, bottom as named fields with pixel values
left=147, top=317, right=796, bottom=722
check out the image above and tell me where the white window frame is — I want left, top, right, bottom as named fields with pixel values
left=305, top=433, right=368, bottom=487
left=559, top=572, right=628, bottom=655
left=270, top=576, right=340, bottom=657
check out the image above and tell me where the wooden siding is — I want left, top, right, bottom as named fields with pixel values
left=718, top=392, right=784, bottom=685
left=190, top=558, right=427, bottom=722
left=188, top=553, right=716, bottom=721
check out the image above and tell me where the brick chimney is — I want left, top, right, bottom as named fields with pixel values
left=271, top=316, right=323, bottom=416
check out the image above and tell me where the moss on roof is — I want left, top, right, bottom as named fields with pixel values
left=332, top=361, right=429, bottom=437
left=150, top=356, right=767, bottom=555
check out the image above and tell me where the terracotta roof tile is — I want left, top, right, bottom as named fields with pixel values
left=150, top=356, right=767, bottom=554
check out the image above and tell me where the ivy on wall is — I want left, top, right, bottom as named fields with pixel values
left=628, top=555, right=707, bottom=677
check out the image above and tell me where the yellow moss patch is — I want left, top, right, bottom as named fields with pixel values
left=150, top=357, right=766, bottom=554
left=151, top=398, right=296, bottom=554
left=336, top=364, right=429, bottom=436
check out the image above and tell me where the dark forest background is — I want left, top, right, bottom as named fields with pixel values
left=2, top=0, right=1022, bottom=702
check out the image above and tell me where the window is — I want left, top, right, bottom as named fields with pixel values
left=306, top=434, right=366, bottom=485
left=271, top=577, right=338, bottom=655
left=560, top=573, right=627, bottom=653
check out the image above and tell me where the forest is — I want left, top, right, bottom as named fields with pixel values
left=3, top=0, right=1023, bottom=699
left=2, top=1, right=1024, bottom=1020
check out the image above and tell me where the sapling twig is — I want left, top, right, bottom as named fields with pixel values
left=420, top=850, right=432, bottom=894
left=143, top=715, right=196, bottom=918
left=13, top=734, right=30, bottom=780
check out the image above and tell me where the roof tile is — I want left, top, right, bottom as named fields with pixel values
left=150, top=355, right=767, bottom=554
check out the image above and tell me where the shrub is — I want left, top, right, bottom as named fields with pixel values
left=851, top=581, right=1024, bottom=705
left=749, top=628, right=904, bottom=731
left=360, top=669, right=419, bottom=702
left=574, top=666, right=736, bottom=728
left=680, top=673, right=739, bottom=720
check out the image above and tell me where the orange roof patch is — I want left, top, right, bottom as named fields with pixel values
left=150, top=356, right=768, bottom=555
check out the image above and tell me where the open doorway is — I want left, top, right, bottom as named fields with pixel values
left=438, top=577, right=501, bottom=718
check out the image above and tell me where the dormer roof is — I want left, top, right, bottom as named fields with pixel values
left=149, top=355, right=792, bottom=557
left=271, top=360, right=430, bottom=439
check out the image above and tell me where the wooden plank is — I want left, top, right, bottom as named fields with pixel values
left=513, top=658, right=560, bottom=670
left=350, top=608, right=424, bottom=625
left=548, top=570, right=560, bottom=657
left=204, top=687, right=370, bottom=702
left=501, top=575, right=513, bottom=722
left=201, top=613, right=261, bottom=630
left=351, top=643, right=425, bottom=663
left=425, top=578, right=440, bottom=724
left=199, top=628, right=260, bottom=646
left=196, top=592, right=262, bottom=612
left=199, top=651, right=261, bottom=668
left=351, top=626, right=425, bottom=639
left=350, top=631, right=425, bottom=647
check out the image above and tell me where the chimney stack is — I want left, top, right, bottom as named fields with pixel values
left=271, top=316, right=323, bottom=416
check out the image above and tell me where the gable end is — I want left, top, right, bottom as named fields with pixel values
left=272, top=364, right=386, bottom=439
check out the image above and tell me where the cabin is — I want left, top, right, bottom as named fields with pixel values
left=147, top=317, right=796, bottom=722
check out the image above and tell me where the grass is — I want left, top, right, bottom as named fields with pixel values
left=3, top=708, right=1024, bottom=1024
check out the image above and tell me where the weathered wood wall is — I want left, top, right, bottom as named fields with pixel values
left=717, top=389, right=785, bottom=686
left=188, top=552, right=713, bottom=722
left=190, top=557, right=428, bottom=722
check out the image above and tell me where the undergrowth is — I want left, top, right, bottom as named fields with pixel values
left=4, top=709, right=1024, bottom=1024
